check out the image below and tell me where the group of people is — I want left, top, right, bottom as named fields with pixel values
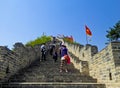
left=40, top=41, right=71, bottom=73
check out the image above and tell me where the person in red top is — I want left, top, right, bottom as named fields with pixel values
left=60, top=44, right=69, bottom=72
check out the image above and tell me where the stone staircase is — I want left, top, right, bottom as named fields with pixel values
left=1, top=53, right=106, bottom=88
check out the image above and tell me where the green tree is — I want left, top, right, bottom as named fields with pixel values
left=106, top=21, right=120, bottom=42
left=25, top=35, right=51, bottom=47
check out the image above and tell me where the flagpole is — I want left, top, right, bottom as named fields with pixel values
left=86, top=32, right=88, bottom=44
left=85, top=25, right=88, bottom=44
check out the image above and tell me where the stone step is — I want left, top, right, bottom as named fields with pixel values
left=10, top=70, right=92, bottom=78
left=8, top=74, right=97, bottom=83
left=23, top=64, right=80, bottom=73
left=7, top=54, right=97, bottom=84
left=1, top=82, right=106, bottom=88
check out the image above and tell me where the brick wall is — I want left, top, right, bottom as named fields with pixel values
left=64, top=41, right=120, bottom=83
left=0, top=42, right=41, bottom=82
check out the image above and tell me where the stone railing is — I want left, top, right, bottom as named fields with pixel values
left=62, top=41, right=98, bottom=76
left=64, top=42, right=98, bottom=61
left=69, top=52, right=89, bottom=75
left=0, top=42, right=41, bottom=82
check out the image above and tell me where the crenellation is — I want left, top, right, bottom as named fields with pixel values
left=0, top=42, right=41, bottom=82
left=64, top=40, right=120, bottom=86
left=0, top=39, right=120, bottom=87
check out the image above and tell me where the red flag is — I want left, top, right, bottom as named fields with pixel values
left=66, top=35, right=74, bottom=43
left=85, top=25, right=92, bottom=36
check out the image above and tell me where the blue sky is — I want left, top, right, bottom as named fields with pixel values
left=0, top=0, right=120, bottom=51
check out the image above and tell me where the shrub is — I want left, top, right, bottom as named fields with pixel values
left=25, top=35, right=51, bottom=47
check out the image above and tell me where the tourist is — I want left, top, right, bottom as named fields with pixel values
left=60, top=44, right=69, bottom=72
left=40, top=43, right=46, bottom=61
left=52, top=46, right=58, bottom=62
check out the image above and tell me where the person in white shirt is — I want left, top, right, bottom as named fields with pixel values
left=40, top=43, right=46, bottom=61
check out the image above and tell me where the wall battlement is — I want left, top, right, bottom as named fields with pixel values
left=0, top=39, right=120, bottom=87
left=0, top=42, right=41, bottom=82
left=64, top=41, right=120, bottom=83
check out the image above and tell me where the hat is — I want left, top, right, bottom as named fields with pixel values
left=61, top=44, right=66, bottom=47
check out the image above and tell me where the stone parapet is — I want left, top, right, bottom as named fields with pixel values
left=0, top=42, right=41, bottom=82
left=62, top=40, right=120, bottom=86
left=69, top=52, right=89, bottom=75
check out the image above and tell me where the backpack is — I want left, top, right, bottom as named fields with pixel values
left=41, top=47, right=46, bottom=52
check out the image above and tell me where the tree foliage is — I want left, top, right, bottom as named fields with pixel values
left=106, top=20, right=120, bottom=42
left=25, top=35, right=51, bottom=47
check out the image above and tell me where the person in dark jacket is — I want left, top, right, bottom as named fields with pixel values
left=61, top=45, right=68, bottom=57
left=53, top=48, right=58, bottom=62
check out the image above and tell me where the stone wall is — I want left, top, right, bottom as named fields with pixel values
left=111, top=42, right=120, bottom=82
left=89, top=41, right=120, bottom=83
left=0, top=42, right=41, bottom=82
left=89, top=43, right=115, bottom=83
left=64, top=42, right=98, bottom=75
left=64, top=41, right=120, bottom=83
left=69, top=52, right=89, bottom=75
left=64, top=42, right=98, bottom=61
